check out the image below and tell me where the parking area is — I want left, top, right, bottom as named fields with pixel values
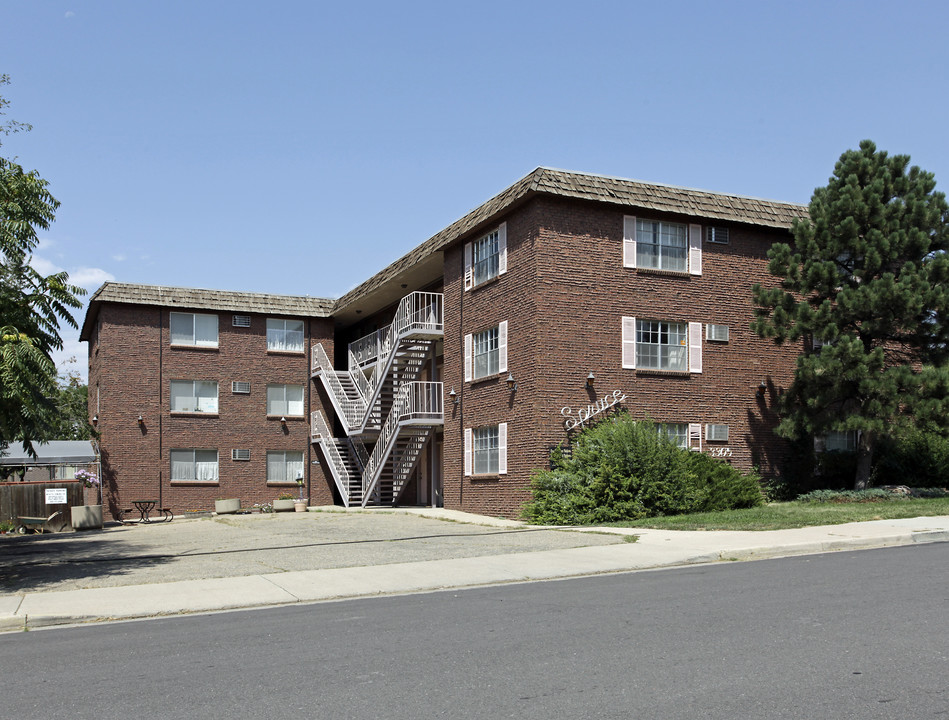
left=0, top=510, right=624, bottom=594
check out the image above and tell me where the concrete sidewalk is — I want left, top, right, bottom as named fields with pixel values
left=2, top=508, right=948, bottom=632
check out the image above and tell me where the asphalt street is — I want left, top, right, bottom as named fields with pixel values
left=2, top=543, right=947, bottom=720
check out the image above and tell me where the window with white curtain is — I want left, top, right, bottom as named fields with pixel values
left=170, top=312, right=218, bottom=347
left=267, top=450, right=304, bottom=483
left=170, top=449, right=219, bottom=483
left=266, top=384, right=304, bottom=416
left=637, top=320, right=688, bottom=371
left=170, top=380, right=219, bottom=413
left=636, top=219, right=688, bottom=272
left=266, top=318, right=305, bottom=352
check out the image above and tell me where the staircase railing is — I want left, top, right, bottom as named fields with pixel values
left=310, top=344, right=365, bottom=431
left=354, top=292, right=443, bottom=407
left=310, top=410, right=352, bottom=506
left=361, top=381, right=443, bottom=505
left=312, top=292, right=443, bottom=436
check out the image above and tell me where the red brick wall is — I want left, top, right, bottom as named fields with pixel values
left=89, top=304, right=336, bottom=517
left=441, top=196, right=799, bottom=519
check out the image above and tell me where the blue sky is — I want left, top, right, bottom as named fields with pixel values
left=3, top=0, right=948, bottom=380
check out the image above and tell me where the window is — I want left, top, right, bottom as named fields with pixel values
left=464, top=223, right=507, bottom=290
left=171, top=380, right=219, bottom=413
left=464, top=423, right=508, bottom=475
left=637, top=321, right=688, bottom=371
left=267, top=318, right=304, bottom=352
left=170, top=449, right=219, bottom=483
left=622, top=317, right=702, bottom=373
left=170, top=312, right=218, bottom=347
left=637, top=219, right=687, bottom=272
left=266, top=384, right=304, bottom=416
left=658, top=423, right=703, bottom=450
left=820, top=430, right=858, bottom=452
left=623, top=216, right=702, bottom=275
left=658, top=423, right=688, bottom=449
left=464, top=321, right=508, bottom=382
left=267, top=450, right=304, bottom=483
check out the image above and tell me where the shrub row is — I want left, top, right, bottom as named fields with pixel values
left=522, top=414, right=763, bottom=525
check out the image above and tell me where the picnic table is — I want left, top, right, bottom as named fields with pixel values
left=121, top=500, right=174, bottom=524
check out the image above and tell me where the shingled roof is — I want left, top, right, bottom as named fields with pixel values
left=80, top=283, right=334, bottom=340
left=81, top=168, right=808, bottom=335
left=334, top=167, right=807, bottom=313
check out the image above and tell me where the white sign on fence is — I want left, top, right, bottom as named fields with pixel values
left=45, top=488, right=68, bottom=505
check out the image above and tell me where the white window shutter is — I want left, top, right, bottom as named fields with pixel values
left=464, top=428, right=472, bottom=476
left=498, top=423, right=508, bottom=475
left=622, top=316, right=637, bottom=369
left=688, top=423, right=702, bottom=452
left=464, top=333, right=472, bottom=382
left=689, top=224, right=702, bottom=276
left=623, top=216, right=637, bottom=268
left=498, top=320, right=508, bottom=374
left=498, top=222, right=508, bottom=275
left=464, top=242, right=473, bottom=291
left=688, top=321, right=702, bottom=373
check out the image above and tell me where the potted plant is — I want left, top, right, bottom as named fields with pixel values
left=71, top=470, right=103, bottom=530
left=273, top=492, right=296, bottom=512
left=214, top=498, right=241, bottom=515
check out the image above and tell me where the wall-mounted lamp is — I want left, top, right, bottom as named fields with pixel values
left=91, top=415, right=98, bottom=428
left=506, top=373, right=518, bottom=392
left=756, top=381, right=767, bottom=399
left=401, top=283, right=407, bottom=289
left=585, top=371, right=595, bottom=389
left=448, top=387, right=459, bottom=405
left=280, top=416, right=288, bottom=428
left=137, top=415, right=145, bottom=427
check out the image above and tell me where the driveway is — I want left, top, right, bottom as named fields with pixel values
left=0, top=509, right=624, bottom=594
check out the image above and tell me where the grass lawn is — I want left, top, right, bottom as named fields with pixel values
left=602, top=497, right=949, bottom=531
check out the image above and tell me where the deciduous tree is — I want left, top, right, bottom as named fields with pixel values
left=0, top=76, right=83, bottom=454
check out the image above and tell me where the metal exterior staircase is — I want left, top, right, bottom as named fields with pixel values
left=310, top=292, right=444, bottom=507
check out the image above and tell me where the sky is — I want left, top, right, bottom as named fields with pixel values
left=3, top=0, right=949, bottom=381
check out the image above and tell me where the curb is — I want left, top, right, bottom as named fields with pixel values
left=3, top=524, right=948, bottom=633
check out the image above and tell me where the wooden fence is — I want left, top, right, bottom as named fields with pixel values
left=0, top=481, right=85, bottom=527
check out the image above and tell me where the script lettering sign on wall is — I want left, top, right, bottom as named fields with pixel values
left=561, top=390, right=628, bottom=431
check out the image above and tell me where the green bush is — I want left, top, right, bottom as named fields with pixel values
left=522, top=414, right=763, bottom=524
left=796, top=488, right=895, bottom=503
left=873, top=429, right=949, bottom=486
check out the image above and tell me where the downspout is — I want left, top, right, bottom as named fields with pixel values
left=307, top=319, right=311, bottom=503
left=158, top=308, right=163, bottom=509
left=458, top=271, right=464, bottom=508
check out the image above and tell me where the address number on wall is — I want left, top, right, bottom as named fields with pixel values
left=707, top=447, right=733, bottom=457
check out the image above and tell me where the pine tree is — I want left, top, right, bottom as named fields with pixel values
left=752, top=140, right=949, bottom=489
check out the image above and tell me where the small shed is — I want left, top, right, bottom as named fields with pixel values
left=0, top=441, right=101, bottom=527
left=0, top=441, right=99, bottom=482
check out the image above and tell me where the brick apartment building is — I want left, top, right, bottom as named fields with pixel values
left=81, top=167, right=807, bottom=520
